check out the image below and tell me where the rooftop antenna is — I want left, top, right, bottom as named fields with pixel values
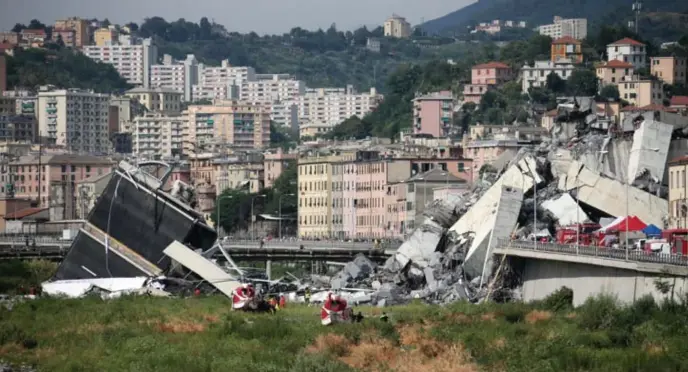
left=631, top=1, right=642, bottom=35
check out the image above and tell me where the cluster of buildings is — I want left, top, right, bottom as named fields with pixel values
left=470, top=20, right=528, bottom=35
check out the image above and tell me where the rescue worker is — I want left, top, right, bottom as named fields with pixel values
left=304, top=287, right=312, bottom=305
left=268, top=296, right=278, bottom=310
left=279, top=293, right=286, bottom=309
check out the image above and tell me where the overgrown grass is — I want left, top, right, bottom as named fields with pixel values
left=0, top=260, right=57, bottom=294
left=2, top=289, right=688, bottom=371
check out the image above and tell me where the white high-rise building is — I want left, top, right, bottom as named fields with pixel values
left=192, top=60, right=256, bottom=101
left=297, top=85, right=382, bottom=131
left=538, top=16, right=587, bottom=40
left=37, top=88, right=112, bottom=154
left=240, top=74, right=306, bottom=102
left=132, top=112, right=184, bottom=159
left=82, top=37, right=158, bottom=87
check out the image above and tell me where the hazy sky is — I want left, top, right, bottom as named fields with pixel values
left=0, top=0, right=474, bottom=35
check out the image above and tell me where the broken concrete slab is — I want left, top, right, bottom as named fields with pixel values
left=163, top=241, right=240, bottom=298
left=627, top=119, right=672, bottom=184
left=558, top=161, right=667, bottom=227
left=542, top=193, right=589, bottom=226
left=392, top=219, right=445, bottom=269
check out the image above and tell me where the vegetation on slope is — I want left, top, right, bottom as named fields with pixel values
left=2, top=288, right=688, bottom=371
left=5, top=47, right=131, bottom=93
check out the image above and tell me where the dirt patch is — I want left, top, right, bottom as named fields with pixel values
left=480, top=313, right=496, bottom=322
left=0, top=343, right=23, bottom=356
left=154, top=319, right=206, bottom=333
left=307, top=327, right=479, bottom=372
left=525, top=310, right=552, bottom=324
left=643, top=343, right=666, bottom=356
left=490, top=337, right=507, bottom=350
left=448, top=313, right=472, bottom=324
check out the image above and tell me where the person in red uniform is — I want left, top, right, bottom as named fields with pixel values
left=279, top=294, right=286, bottom=309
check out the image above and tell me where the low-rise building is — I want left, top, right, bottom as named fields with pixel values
left=670, top=96, right=688, bottom=111
left=596, top=60, right=635, bottom=85
left=617, top=76, right=664, bottom=107
left=551, top=36, right=583, bottom=64
left=607, top=38, right=647, bottom=70
left=383, top=14, right=412, bottom=38
left=651, top=56, right=687, bottom=85
left=214, top=153, right=264, bottom=194
left=521, top=59, right=576, bottom=93
left=538, top=16, right=587, bottom=40
left=463, top=62, right=514, bottom=104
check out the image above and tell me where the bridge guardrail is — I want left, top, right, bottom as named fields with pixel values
left=498, top=238, right=688, bottom=267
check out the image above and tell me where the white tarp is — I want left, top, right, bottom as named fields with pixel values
left=542, top=193, right=589, bottom=226
left=42, top=277, right=150, bottom=298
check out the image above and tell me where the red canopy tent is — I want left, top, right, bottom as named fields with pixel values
left=603, top=216, right=647, bottom=233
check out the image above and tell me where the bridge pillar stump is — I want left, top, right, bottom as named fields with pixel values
left=266, top=260, right=272, bottom=282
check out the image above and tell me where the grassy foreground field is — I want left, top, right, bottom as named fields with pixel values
left=2, top=289, right=688, bottom=372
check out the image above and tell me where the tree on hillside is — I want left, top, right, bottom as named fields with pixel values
left=546, top=72, right=567, bottom=93
left=11, top=23, right=26, bottom=32
left=324, top=116, right=372, bottom=140
left=567, top=69, right=599, bottom=96
left=28, top=19, right=46, bottom=30
left=125, top=22, right=139, bottom=33
left=599, top=85, right=621, bottom=101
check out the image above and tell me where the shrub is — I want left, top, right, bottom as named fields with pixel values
left=577, top=294, right=620, bottom=331
left=540, top=286, right=574, bottom=312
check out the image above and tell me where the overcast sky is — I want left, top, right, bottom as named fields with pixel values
left=0, top=0, right=474, bottom=35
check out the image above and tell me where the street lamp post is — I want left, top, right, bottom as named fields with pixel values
left=251, top=194, right=266, bottom=241
left=278, top=193, right=295, bottom=240
left=216, top=195, right=233, bottom=238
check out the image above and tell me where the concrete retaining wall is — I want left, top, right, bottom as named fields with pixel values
left=520, top=258, right=688, bottom=307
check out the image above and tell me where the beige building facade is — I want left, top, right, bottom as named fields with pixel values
left=383, top=14, right=412, bottom=38
left=651, top=56, right=687, bottom=86
left=668, top=157, right=688, bottom=229
left=617, top=76, right=665, bottom=108
left=125, top=87, right=183, bottom=114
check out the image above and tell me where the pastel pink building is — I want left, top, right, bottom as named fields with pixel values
left=412, top=91, right=454, bottom=138
left=342, top=162, right=357, bottom=238
left=462, top=62, right=514, bottom=104
left=354, top=161, right=388, bottom=238
left=264, top=148, right=297, bottom=188
left=384, top=182, right=407, bottom=238
left=9, top=154, right=114, bottom=207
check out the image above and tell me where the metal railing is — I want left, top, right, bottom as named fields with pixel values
left=498, top=238, right=688, bottom=267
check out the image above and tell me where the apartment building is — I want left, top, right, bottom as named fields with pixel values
left=521, top=59, right=576, bottom=93
left=82, top=37, right=157, bottom=87
left=463, top=62, right=513, bottom=104
left=596, top=60, right=635, bottom=85
left=297, top=148, right=473, bottom=239
left=109, top=95, right=145, bottom=133
left=383, top=14, right=412, bottom=38
left=124, top=87, right=183, bottom=114
left=651, top=56, right=687, bottom=85
left=551, top=36, right=583, bottom=64
left=538, top=16, right=587, bottom=40
left=0, top=54, right=5, bottom=93
left=413, top=91, right=454, bottom=137
left=20, top=29, right=47, bottom=48
left=617, top=75, right=664, bottom=107
left=240, top=74, right=304, bottom=102
left=214, top=153, right=265, bottom=194
left=37, top=88, right=111, bottom=154
left=183, top=100, right=271, bottom=151
left=53, top=17, right=90, bottom=48
left=0, top=97, right=35, bottom=143
left=132, top=112, right=183, bottom=159
left=193, top=61, right=256, bottom=101
left=93, top=27, right=119, bottom=46
left=150, top=54, right=199, bottom=101
left=75, top=171, right=113, bottom=219
left=7, top=154, right=113, bottom=208
left=607, top=38, right=646, bottom=70
left=269, top=100, right=299, bottom=131
left=264, top=148, right=297, bottom=188
left=465, top=139, right=524, bottom=181
left=297, top=86, right=382, bottom=135
left=668, top=156, right=688, bottom=228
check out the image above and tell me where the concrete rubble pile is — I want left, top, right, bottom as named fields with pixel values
left=322, top=97, right=673, bottom=306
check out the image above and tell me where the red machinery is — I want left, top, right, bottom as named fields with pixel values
left=232, top=283, right=257, bottom=311
left=660, top=229, right=688, bottom=255
left=321, top=292, right=353, bottom=326
left=556, top=223, right=601, bottom=245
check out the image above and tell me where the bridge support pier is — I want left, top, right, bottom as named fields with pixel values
left=266, top=260, right=272, bottom=282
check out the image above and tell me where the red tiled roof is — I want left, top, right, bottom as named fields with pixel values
left=599, top=59, right=634, bottom=68
left=670, top=96, right=688, bottom=107
left=0, top=42, right=13, bottom=50
left=669, top=156, right=688, bottom=165
left=4, top=207, right=48, bottom=220
left=21, top=29, right=46, bottom=35
left=635, top=104, right=677, bottom=112
left=472, top=61, right=510, bottom=70
left=552, top=36, right=581, bottom=45
left=620, top=105, right=639, bottom=112
left=609, top=37, right=645, bottom=46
